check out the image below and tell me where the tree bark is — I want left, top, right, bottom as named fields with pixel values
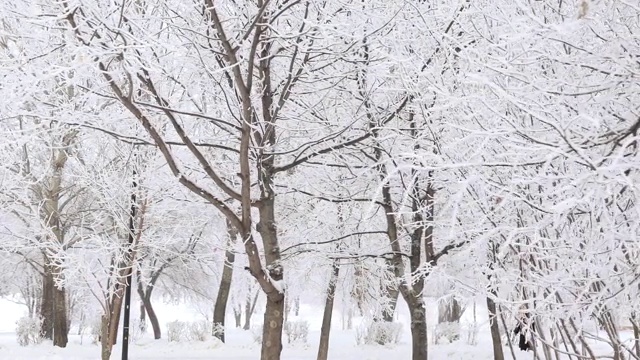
left=213, top=220, right=237, bottom=342
left=244, top=288, right=260, bottom=330
left=261, top=295, right=285, bottom=360
left=40, top=261, right=69, bottom=347
left=40, top=264, right=54, bottom=340
left=233, top=306, right=242, bottom=328
left=52, top=281, right=69, bottom=347
left=487, top=296, right=505, bottom=360
left=142, top=294, right=161, bottom=339
left=317, top=262, right=340, bottom=360
left=382, top=286, right=399, bottom=322
left=408, top=297, right=428, bottom=360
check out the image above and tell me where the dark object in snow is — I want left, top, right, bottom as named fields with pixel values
left=513, top=314, right=534, bottom=351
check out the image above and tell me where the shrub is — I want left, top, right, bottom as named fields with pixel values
left=187, top=320, right=211, bottom=342
left=284, top=320, right=309, bottom=344
left=16, top=316, right=43, bottom=346
left=434, top=322, right=461, bottom=344
left=356, top=321, right=402, bottom=345
left=166, top=320, right=188, bottom=342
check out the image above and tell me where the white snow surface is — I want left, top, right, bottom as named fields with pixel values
left=0, top=297, right=623, bottom=359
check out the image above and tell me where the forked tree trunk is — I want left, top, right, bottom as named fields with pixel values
left=487, top=296, right=505, bottom=360
left=317, top=262, right=340, bottom=360
left=213, top=220, right=237, bottom=342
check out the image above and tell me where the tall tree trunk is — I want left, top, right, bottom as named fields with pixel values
left=40, top=260, right=69, bottom=347
left=52, top=281, right=69, bottom=347
left=407, top=296, right=428, bottom=360
left=213, top=220, right=237, bottom=342
left=40, top=264, right=54, bottom=340
left=487, top=296, right=505, bottom=360
left=317, top=261, right=340, bottom=360
left=261, top=296, right=285, bottom=360
left=294, top=297, right=300, bottom=317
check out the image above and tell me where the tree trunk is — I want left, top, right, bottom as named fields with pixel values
left=487, top=296, right=505, bottom=360
left=407, top=296, right=428, bottom=360
left=382, top=286, right=399, bottom=322
left=233, top=306, right=242, bottom=328
left=40, top=265, right=54, bottom=340
left=213, top=221, right=237, bottom=342
left=294, top=297, right=300, bottom=317
left=52, top=284, right=69, bottom=347
left=244, top=285, right=260, bottom=330
left=261, top=295, right=285, bottom=360
left=142, top=294, right=161, bottom=339
left=139, top=301, right=146, bottom=332
left=40, top=261, right=69, bottom=347
left=317, top=262, right=339, bottom=360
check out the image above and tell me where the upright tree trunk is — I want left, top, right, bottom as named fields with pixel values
left=40, top=265, right=54, bottom=340
left=317, top=262, right=340, bottom=360
left=487, top=296, right=505, bottom=360
left=261, top=296, right=285, bottom=360
left=407, top=296, right=428, bottom=360
left=213, top=220, right=237, bottom=342
left=233, top=306, right=242, bottom=328
left=139, top=301, right=146, bottom=332
left=40, top=261, right=69, bottom=347
left=382, top=286, right=399, bottom=322
left=52, top=283, right=69, bottom=347
left=243, top=288, right=259, bottom=330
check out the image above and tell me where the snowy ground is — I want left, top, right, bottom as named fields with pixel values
left=0, top=297, right=553, bottom=359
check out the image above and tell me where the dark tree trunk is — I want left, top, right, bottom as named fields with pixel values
left=40, top=262, right=69, bottom=347
left=136, top=281, right=160, bottom=339
left=261, top=295, right=285, bottom=360
left=52, top=284, right=69, bottom=347
left=294, top=297, right=300, bottom=317
left=244, top=286, right=260, bottom=330
left=317, top=262, right=339, bottom=360
left=233, top=306, right=242, bottom=328
left=407, top=296, right=428, bottom=360
left=142, top=294, right=161, bottom=339
left=40, top=265, right=54, bottom=340
left=487, top=296, right=505, bottom=360
left=382, top=286, right=399, bottom=322
left=213, top=221, right=237, bottom=342
left=139, top=301, right=146, bottom=332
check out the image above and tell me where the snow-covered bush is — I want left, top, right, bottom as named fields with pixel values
left=187, top=320, right=210, bottom=342
left=90, top=317, right=102, bottom=344
left=355, top=321, right=402, bottom=345
left=211, top=322, right=224, bottom=339
left=434, top=322, right=461, bottom=344
left=15, top=316, right=43, bottom=346
left=284, top=320, right=309, bottom=344
left=463, top=321, right=478, bottom=345
left=167, top=320, right=188, bottom=342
